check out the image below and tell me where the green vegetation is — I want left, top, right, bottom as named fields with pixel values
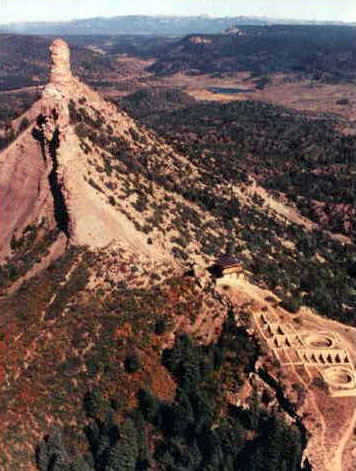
left=122, top=93, right=356, bottom=326
left=36, top=312, right=306, bottom=471
left=1, top=34, right=118, bottom=92
left=68, top=93, right=356, bottom=326
left=3, top=27, right=355, bottom=471
left=0, top=227, right=59, bottom=293
left=130, top=99, right=355, bottom=237
left=150, top=26, right=356, bottom=83
left=124, top=354, right=141, bottom=373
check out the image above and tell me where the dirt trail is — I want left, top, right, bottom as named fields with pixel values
left=331, top=407, right=356, bottom=471
left=292, top=366, right=328, bottom=471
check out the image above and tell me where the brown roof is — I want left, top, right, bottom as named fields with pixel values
left=216, top=254, right=240, bottom=269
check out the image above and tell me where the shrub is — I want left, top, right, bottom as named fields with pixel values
left=88, top=178, right=104, bottom=193
left=108, top=195, right=116, bottom=206
left=124, top=354, right=140, bottom=373
left=280, top=296, right=301, bottom=314
left=311, top=376, right=329, bottom=394
left=19, top=117, right=30, bottom=132
left=84, top=388, right=107, bottom=419
left=154, top=319, right=166, bottom=335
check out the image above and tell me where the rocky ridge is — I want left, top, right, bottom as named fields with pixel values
left=0, top=39, right=186, bottom=263
left=0, top=38, right=249, bottom=276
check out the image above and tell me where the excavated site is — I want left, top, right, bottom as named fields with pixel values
left=252, top=311, right=356, bottom=397
left=216, top=273, right=356, bottom=471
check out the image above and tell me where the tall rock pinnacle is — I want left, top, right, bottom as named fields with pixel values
left=49, top=39, right=72, bottom=85
left=43, top=39, right=74, bottom=127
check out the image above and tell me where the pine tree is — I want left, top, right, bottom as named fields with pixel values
left=247, top=389, right=260, bottom=430
left=106, top=418, right=138, bottom=471
left=137, top=389, right=160, bottom=423
left=248, top=447, right=266, bottom=471
left=70, top=456, right=91, bottom=471
left=37, top=427, right=71, bottom=471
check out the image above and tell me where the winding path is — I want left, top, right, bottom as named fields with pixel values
left=331, top=407, right=356, bottom=471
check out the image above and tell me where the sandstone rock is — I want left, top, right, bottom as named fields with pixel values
left=0, top=128, right=55, bottom=259
left=49, top=38, right=72, bottom=85
left=42, top=39, right=73, bottom=128
left=0, top=38, right=179, bottom=263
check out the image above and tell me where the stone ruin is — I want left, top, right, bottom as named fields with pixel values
left=251, top=310, right=356, bottom=397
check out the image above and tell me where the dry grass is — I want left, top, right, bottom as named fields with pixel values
left=103, top=67, right=355, bottom=122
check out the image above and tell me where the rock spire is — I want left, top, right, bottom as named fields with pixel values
left=49, top=38, right=72, bottom=85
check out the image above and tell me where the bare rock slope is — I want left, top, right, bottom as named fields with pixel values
left=0, top=40, right=189, bottom=264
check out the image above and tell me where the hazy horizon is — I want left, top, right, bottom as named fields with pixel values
left=3, top=0, right=356, bottom=24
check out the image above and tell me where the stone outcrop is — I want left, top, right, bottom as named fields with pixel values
left=49, top=38, right=72, bottom=86
left=0, top=127, right=55, bottom=259
left=0, top=38, right=178, bottom=261
left=42, top=39, right=73, bottom=129
left=0, top=39, right=74, bottom=258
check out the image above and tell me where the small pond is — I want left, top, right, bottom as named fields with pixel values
left=208, top=87, right=256, bottom=94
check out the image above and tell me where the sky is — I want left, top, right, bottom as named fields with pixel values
left=2, top=0, right=356, bottom=24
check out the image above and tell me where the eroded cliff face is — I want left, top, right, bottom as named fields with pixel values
left=0, top=38, right=175, bottom=261
left=1, top=37, right=214, bottom=264
left=39, top=39, right=158, bottom=253
left=42, top=39, right=71, bottom=129
left=0, top=39, right=73, bottom=259
left=0, top=127, right=55, bottom=259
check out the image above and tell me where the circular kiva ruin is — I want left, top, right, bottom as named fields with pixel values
left=322, top=366, right=356, bottom=389
left=304, top=333, right=335, bottom=349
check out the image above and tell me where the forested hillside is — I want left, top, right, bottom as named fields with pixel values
left=150, top=26, right=356, bottom=82
left=36, top=311, right=306, bottom=471
left=1, top=32, right=355, bottom=471
left=121, top=91, right=356, bottom=326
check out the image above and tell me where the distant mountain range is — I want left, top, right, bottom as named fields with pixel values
left=3, top=15, right=355, bottom=36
